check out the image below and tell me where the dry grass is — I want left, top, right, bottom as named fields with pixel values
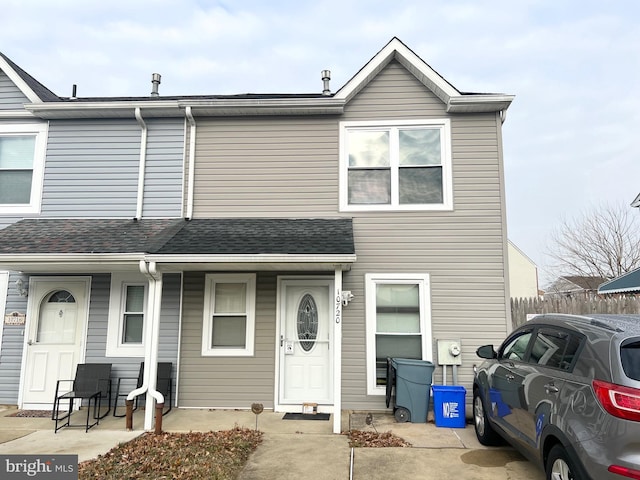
left=78, top=427, right=262, bottom=480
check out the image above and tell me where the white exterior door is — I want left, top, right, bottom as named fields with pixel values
left=21, top=278, right=90, bottom=409
left=279, top=278, right=333, bottom=406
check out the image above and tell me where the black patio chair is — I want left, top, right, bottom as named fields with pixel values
left=52, top=363, right=112, bottom=433
left=113, top=362, right=173, bottom=417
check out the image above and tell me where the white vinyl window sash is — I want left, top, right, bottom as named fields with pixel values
left=0, top=124, right=47, bottom=214
left=365, top=273, right=432, bottom=395
left=202, top=273, right=256, bottom=357
left=106, top=273, right=148, bottom=357
left=340, top=119, right=452, bottom=212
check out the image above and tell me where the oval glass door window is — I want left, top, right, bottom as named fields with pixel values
left=297, top=293, right=318, bottom=352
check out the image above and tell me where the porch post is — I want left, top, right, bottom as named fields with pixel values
left=333, top=267, right=343, bottom=434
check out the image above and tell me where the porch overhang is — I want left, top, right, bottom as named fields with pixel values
left=0, top=218, right=356, bottom=273
left=598, top=268, right=640, bottom=295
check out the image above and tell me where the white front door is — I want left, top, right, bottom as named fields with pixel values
left=21, top=278, right=90, bottom=409
left=279, top=278, right=333, bottom=406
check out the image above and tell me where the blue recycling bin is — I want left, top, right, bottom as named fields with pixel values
left=390, top=358, right=435, bottom=423
left=432, top=385, right=467, bottom=428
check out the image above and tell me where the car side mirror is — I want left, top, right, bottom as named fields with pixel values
left=476, top=345, right=497, bottom=359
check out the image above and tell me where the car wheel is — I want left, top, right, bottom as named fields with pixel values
left=546, top=444, right=581, bottom=480
left=473, top=389, right=502, bottom=446
left=394, top=407, right=410, bottom=423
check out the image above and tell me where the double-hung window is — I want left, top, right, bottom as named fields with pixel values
left=106, top=273, right=148, bottom=357
left=365, top=273, right=432, bottom=395
left=0, top=124, right=47, bottom=214
left=202, top=273, right=256, bottom=357
left=340, top=120, right=452, bottom=211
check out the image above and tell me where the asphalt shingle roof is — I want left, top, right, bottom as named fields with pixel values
left=0, top=218, right=355, bottom=256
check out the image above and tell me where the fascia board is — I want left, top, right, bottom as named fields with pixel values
left=182, top=98, right=344, bottom=116
left=0, top=56, right=41, bottom=103
left=25, top=101, right=183, bottom=119
left=145, top=254, right=357, bottom=264
left=334, top=38, right=459, bottom=103
left=447, top=95, right=515, bottom=113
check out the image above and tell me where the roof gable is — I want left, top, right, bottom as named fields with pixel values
left=0, top=52, right=59, bottom=103
left=334, top=37, right=513, bottom=113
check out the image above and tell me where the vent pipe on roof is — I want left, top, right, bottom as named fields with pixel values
left=321, top=70, right=331, bottom=96
left=70, top=84, right=77, bottom=100
left=151, top=73, right=161, bottom=97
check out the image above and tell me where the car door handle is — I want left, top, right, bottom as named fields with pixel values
left=544, top=383, right=559, bottom=394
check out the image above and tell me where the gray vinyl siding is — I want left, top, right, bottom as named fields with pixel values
left=0, top=272, right=29, bottom=403
left=0, top=70, right=29, bottom=110
left=339, top=60, right=509, bottom=410
left=142, top=118, right=184, bottom=218
left=85, top=273, right=181, bottom=403
left=191, top=116, right=339, bottom=217
left=179, top=272, right=276, bottom=408
left=40, top=119, right=184, bottom=218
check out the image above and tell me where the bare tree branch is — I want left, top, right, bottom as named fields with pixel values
left=545, top=203, right=640, bottom=281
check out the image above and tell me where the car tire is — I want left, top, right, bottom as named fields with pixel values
left=473, top=389, right=502, bottom=446
left=545, top=444, right=583, bottom=480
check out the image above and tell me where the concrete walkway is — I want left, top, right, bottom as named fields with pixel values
left=0, top=407, right=545, bottom=479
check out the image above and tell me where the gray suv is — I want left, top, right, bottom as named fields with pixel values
left=473, top=313, right=640, bottom=480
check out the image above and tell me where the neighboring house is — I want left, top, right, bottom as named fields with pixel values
left=0, top=38, right=514, bottom=433
left=598, top=268, right=640, bottom=295
left=545, top=276, right=607, bottom=298
left=631, top=192, right=640, bottom=208
left=507, top=240, right=539, bottom=299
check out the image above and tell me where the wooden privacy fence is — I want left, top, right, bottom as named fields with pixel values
left=511, top=296, right=640, bottom=328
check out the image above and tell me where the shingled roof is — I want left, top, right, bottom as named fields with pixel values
left=0, top=218, right=355, bottom=256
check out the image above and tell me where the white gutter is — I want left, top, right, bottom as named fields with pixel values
left=127, top=260, right=165, bottom=431
left=134, top=108, right=148, bottom=220
left=185, top=106, right=196, bottom=219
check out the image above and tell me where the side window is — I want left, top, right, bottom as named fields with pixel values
left=529, top=328, right=581, bottom=370
left=106, top=273, right=148, bottom=357
left=500, top=331, right=533, bottom=361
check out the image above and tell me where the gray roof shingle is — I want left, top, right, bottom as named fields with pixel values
left=0, top=218, right=355, bottom=256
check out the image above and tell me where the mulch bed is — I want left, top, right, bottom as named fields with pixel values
left=6, top=410, right=52, bottom=418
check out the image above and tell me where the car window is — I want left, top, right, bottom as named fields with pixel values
left=621, top=340, right=640, bottom=381
left=500, top=331, right=533, bottom=361
left=529, top=328, right=581, bottom=371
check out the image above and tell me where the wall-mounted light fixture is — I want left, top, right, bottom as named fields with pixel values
left=341, top=290, right=354, bottom=306
left=15, top=278, right=28, bottom=297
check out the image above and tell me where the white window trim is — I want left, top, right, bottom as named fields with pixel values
left=0, top=123, right=48, bottom=215
left=339, top=119, right=453, bottom=212
left=106, top=273, right=148, bottom=357
left=365, top=273, right=433, bottom=396
left=202, top=273, right=256, bottom=357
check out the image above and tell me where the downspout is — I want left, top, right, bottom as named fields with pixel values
left=185, top=106, right=196, bottom=220
left=135, top=107, right=148, bottom=220
left=126, top=260, right=164, bottom=432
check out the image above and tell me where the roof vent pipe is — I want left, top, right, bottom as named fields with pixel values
left=151, top=73, right=161, bottom=97
left=70, top=84, right=77, bottom=100
left=321, top=70, right=331, bottom=96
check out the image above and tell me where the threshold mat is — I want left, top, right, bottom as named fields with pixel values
left=6, top=410, right=52, bottom=418
left=282, top=413, right=330, bottom=421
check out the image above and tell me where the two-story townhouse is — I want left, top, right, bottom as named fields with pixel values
left=0, top=38, right=513, bottom=433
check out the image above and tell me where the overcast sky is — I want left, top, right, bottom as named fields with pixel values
left=2, top=0, right=639, bottom=285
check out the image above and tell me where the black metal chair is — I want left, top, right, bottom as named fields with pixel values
left=113, top=362, right=173, bottom=417
left=52, top=363, right=112, bottom=433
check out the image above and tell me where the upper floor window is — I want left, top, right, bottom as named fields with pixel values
left=340, top=120, right=452, bottom=212
left=0, top=124, right=47, bottom=214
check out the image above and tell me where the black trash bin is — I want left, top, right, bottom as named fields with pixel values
left=387, top=357, right=435, bottom=423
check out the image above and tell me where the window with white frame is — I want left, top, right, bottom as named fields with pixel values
left=106, top=273, right=148, bottom=357
left=202, top=273, right=256, bottom=357
left=0, top=124, right=47, bottom=214
left=340, top=120, right=452, bottom=211
left=365, top=273, right=432, bottom=395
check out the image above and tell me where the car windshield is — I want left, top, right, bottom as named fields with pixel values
left=621, top=340, right=640, bottom=381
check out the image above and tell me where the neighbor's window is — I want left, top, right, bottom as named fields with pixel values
left=0, top=124, right=47, bottom=214
left=365, top=273, right=432, bottom=395
left=340, top=120, right=452, bottom=211
left=202, top=273, right=256, bottom=357
left=106, top=273, right=148, bottom=357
